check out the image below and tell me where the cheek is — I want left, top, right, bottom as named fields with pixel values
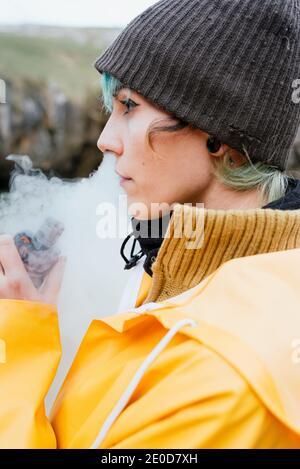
left=169, top=143, right=211, bottom=182
left=127, top=140, right=154, bottom=184
left=125, top=123, right=211, bottom=205
left=126, top=125, right=150, bottom=173
left=147, top=148, right=212, bottom=203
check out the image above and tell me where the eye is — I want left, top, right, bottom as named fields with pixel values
left=120, top=99, right=138, bottom=115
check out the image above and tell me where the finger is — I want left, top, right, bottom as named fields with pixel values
left=40, top=256, right=67, bottom=305
left=0, top=276, right=7, bottom=297
left=0, top=235, right=28, bottom=277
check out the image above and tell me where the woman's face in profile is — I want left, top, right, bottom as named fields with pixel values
left=97, top=87, right=214, bottom=220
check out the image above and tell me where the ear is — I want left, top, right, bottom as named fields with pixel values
left=211, top=144, right=248, bottom=168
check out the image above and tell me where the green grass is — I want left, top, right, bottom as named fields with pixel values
left=0, top=32, right=105, bottom=102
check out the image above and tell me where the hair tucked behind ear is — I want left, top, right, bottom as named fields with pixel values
left=211, top=146, right=291, bottom=206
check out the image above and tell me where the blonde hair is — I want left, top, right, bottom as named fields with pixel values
left=211, top=146, right=291, bottom=206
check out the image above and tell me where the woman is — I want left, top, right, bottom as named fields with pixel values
left=1, top=0, right=300, bottom=448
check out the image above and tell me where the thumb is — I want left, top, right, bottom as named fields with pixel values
left=40, top=256, right=67, bottom=305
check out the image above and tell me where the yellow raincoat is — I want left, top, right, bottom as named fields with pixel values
left=1, top=204, right=300, bottom=448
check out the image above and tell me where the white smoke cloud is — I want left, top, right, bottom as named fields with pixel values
left=0, top=153, right=132, bottom=413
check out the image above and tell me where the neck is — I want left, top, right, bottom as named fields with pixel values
left=192, top=177, right=267, bottom=210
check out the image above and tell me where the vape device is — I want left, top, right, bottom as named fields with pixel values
left=14, top=218, right=64, bottom=288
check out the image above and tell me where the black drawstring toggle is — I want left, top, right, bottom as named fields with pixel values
left=120, top=232, right=145, bottom=270
left=123, top=254, right=144, bottom=270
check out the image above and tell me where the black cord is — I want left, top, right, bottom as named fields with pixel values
left=120, top=231, right=144, bottom=270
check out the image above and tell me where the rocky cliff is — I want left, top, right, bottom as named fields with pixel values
left=0, top=26, right=120, bottom=189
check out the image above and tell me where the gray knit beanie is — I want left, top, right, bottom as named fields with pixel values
left=94, top=0, right=300, bottom=171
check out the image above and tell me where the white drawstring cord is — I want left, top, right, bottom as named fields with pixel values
left=90, top=317, right=198, bottom=449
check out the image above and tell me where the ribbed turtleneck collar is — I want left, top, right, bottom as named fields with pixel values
left=143, top=202, right=300, bottom=303
left=123, top=178, right=300, bottom=276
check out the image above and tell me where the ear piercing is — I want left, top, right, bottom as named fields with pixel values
left=207, top=136, right=236, bottom=167
left=207, top=136, right=222, bottom=153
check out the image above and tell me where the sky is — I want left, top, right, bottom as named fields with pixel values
left=0, top=0, right=158, bottom=28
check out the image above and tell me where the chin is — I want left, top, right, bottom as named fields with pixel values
left=127, top=198, right=151, bottom=220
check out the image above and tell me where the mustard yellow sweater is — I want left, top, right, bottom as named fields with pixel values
left=144, top=203, right=300, bottom=303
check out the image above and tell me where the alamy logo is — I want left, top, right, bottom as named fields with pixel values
left=292, top=79, right=300, bottom=104
left=0, top=78, right=6, bottom=104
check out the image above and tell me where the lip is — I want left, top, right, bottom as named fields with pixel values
left=119, top=177, right=133, bottom=187
left=115, top=169, right=133, bottom=184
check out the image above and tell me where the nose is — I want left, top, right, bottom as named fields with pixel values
left=97, top=118, right=123, bottom=157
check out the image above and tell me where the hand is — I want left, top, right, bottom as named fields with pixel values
left=0, top=234, right=66, bottom=305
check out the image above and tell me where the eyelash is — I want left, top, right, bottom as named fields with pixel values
left=120, top=99, right=138, bottom=115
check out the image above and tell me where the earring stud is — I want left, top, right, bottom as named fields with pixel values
left=207, top=136, right=222, bottom=153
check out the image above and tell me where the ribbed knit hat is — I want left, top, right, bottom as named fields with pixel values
left=94, top=0, right=300, bottom=171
